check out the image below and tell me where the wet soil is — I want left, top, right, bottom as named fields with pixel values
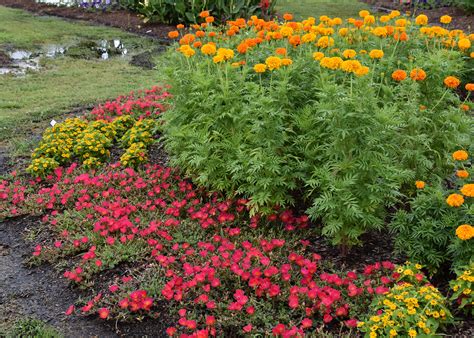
left=362, top=0, right=474, bottom=31
left=0, top=0, right=174, bottom=43
left=0, top=215, right=169, bottom=337
left=0, top=50, right=11, bottom=66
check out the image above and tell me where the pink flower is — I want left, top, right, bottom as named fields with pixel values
left=97, top=307, right=109, bottom=319
left=243, top=324, right=253, bottom=332
left=65, top=305, right=75, bottom=316
left=301, top=318, right=312, bottom=328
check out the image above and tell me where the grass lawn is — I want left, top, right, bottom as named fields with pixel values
left=0, top=6, right=163, bottom=154
left=276, top=0, right=370, bottom=19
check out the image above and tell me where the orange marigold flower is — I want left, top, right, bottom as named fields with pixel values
left=460, top=184, right=474, bottom=197
left=465, top=83, right=474, bottom=91
left=457, top=170, right=470, bottom=179
left=176, top=24, right=185, bottom=29
left=458, top=38, right=471, bottom=51
left=237, top=43, right=249, bottom=54
left=456, top=224, right=473, bottom=240
left=369, top=49, right=384, bottom=59
left=420, top=105, right=427, bottom=110
left=440, top=15, right=452, bottom=24
left=276, top=48, right=287, bottom=56
left=281, top=58, right=293, bottom=66
left=444, top=76, right=461, bottom=89
left=316, top=36, right=334, bottom=48
left=461, top=104, right=470, bottom=111
left=453, top=150, right=469, bottom=161
left=410, top=68, right=427, bottom=81
left=446, top=193, right=464, bottom=207
left=205, top=16, right=215, bottom=23
left=289, top=35, right=301, bottom=47
left=283, top=13, right=293, bottom=21
left=199, top=10, right=210, bottom=18
left=392, top=69, right=407, bottom=81
left=364, top=15, right=376, bottom=25
left=168, top=31, right=179, bottom=39
left=179, top=34, right=195, bottom=45
left=196, top=30, right=206, bottom=38
left=193, top=41, right=202, bottom=48
left=415, top=181, right=425, bottom=189
left=341, top=60, right=362, bottom=73
left=254, top=63, right=267, bottom=73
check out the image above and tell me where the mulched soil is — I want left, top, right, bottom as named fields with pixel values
left=0, top=0, right=174, bottom=43
left=362, top=0, right=474, bottom=31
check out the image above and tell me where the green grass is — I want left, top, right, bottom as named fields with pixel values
left=2, top=318, right=62, bottom=338
left=276, top=0, right=370, bottom=19
left=0, top=6, right=164, bottom=154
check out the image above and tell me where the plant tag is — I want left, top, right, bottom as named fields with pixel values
left=50, top=119, right=57, bottom=127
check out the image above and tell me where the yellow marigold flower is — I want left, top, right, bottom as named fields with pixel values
left=280, top=26, right=294, bottom=37
left=356, top=66, right=370, bottom=77
left=281, top=58, right=293, bottom=66
left=339, top=28, right=349, bottom=37
left=178, top=45, right=195, bottom=57
left=440, top=15, right=452, bottom=24
left=372, top=26, right=388, bottom=37
left=313, top=52, right=325, bottom=61
left=364, top=15, right=376, bottom=25
left=369, top=49, right=384, bottom=59
left=408, top=329, right=417, bottom=337
left=341, top=60, right=362, bottom=73
left=458, top=38, right=471, bottom=51
left=217, top=48, right=234, bottom=60
left=212, top=54, right=224, bottom=63
left=415, top=181, right=425, bottom=189
left=444, top=76, right=461, bottom=89
left=265, top=56, right=282, bottom=71
left=457, top=170, right=469, bottom=179
left=320, top=57, right=343, bottom=70
left=466, top=83, right=474, bottom=91
left=342, top=49, right=357, bottom=59
left=302, top=32, right=317, bottom=43
left=380, top=15, right=390, bottom=23
left=317, top=36, right=335, bottom=48
left=201, top=43, right=217, bottom=55
left=410, top=68, right=427, bottom=81
left=463, top=288, right=471, bottom=294
left=369, top=332, right=377, bottom=338
left=471, top=52, right=474, bottom=58
left=446, top=193, right=464, bottom=207
left=453, top=150, right=468, bottom=161
left=359, top=10, right=370, bottom=18
left=460, top=184, right=474, bottom=197
left=415, top=14, right=428, bottom=26
left=253, top=63, right=267, bottom=73
left=392, top=69, right=407, bottom=81
left=395, top=18, right=407, bottom=27
left=390, top=10, right=401, bottom=19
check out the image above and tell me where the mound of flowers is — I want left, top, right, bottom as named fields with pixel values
left=163, top=9, right=473, bottom=248
left=27, top=86, right=170, bottom=176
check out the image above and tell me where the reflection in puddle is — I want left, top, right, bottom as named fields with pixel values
left=1, top=39, right=127, bottom=76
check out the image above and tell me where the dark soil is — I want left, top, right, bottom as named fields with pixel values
left=129, top=45, right=168, bottom=70
left=0, top=0, right=174, bottom=43
left=363, top=0, right=474, bottom=31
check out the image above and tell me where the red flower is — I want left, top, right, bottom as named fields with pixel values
left=166, top=327, right=177, bottom=336
left=65, top=305, right=75, bottom=316
left=272, top=323, right=286, bottom=335
left=301, top=318, right=312, bottom=328
left=243, top=324, right=253, bottom=332
left=97, top=308, right=110, bottom=319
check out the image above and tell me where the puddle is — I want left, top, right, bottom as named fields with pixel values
left=1, top=39, right=128, bottom=76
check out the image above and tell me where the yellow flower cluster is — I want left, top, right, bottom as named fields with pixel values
left=360, top=279, right=452, bottom=337
left=450, top=263, right=473, bottom=314
left=27, top=157, right=60, bottom=177
left=120, top=142, right=148, bottom=167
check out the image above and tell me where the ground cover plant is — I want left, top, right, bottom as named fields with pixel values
left=163, top=9, right=474, bottom=250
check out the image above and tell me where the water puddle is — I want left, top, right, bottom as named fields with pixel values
left=0, top=39, right=128, bottom=76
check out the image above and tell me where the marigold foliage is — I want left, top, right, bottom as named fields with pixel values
left=450, top=263, right=474, bottom=316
